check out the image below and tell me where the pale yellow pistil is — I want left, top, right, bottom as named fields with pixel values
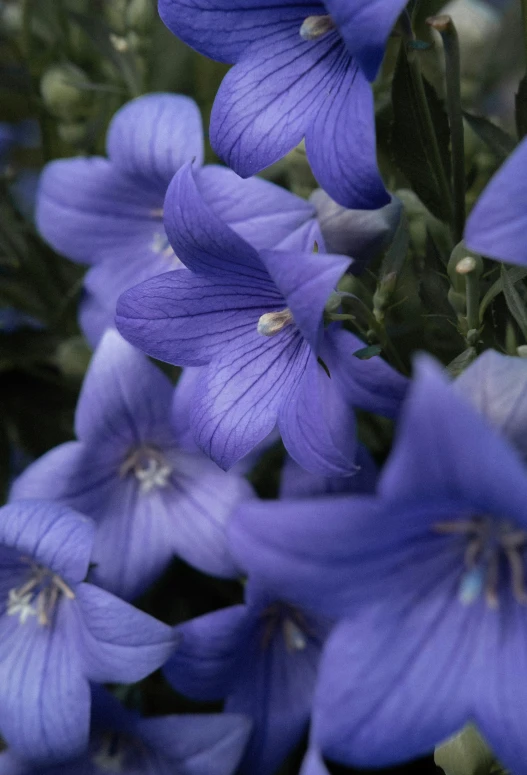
left=257, top=309, right=294, bottom=337
left=300, top=14, right=336, bottom=41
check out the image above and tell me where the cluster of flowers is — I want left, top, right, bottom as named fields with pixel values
left=4, top=0, right=527, bottom=773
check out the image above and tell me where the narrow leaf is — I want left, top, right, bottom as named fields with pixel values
left=463, top=111, right=516, bottom=162
left=501, top=264, right=527, bottom=341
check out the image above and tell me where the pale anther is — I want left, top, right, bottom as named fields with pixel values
left=6, top=564, right=75, bottom=626
left=283, top=618, right=308, bottom=652
left=257, top=309, right=293, bottom=337
left=120, top=446, right=172, bottom=494
left=300, top=14, right=336, bottom=41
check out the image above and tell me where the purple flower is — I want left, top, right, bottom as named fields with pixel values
left=35, top=93, right=323, bottom=345
left=164, top=580, right=331, bottom=775
left=0, top=500, right=176, bottom=763
left=228, top=356, right=527, bottom=773
left=465, top=135, right=527, bottom=265
left=310, top=190, right=403, bottom=274
left=116, top=163, right=407, bottom=475
left=0, top=685, right=251, bottom=774
left=11, top=330, right=253, bottom=600
left=158, top=0, right=407, bottom=208
left=453, top=348, right=527, bottom=462
left=280, top=444, right=378, bottom=499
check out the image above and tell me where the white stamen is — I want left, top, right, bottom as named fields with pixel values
left=257, top=309, right=293, bottom=337
left=458, top=566, right=485, bottom=606
left=300, top=14, right=336, bottom=41
left=7, top=589, right=37, bottom=624
left=121, top=446, right=173, bottom=494
left=283, top=618, right=308, bottom=652
left=6, top=567, right=75, bottom=626
left=135, top=458, right=172, bottom=494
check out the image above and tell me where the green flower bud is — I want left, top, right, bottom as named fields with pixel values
left=57, top=121, right=88, bottom=147
left=40, top=64, right=93, bottom=122
left=103, top=0, right=128, bottom=33
left=126, top=0, right=155, bottom=33
left=448, top=240, right=483, bottom=292
left=435, top=724, right=498, bottom=775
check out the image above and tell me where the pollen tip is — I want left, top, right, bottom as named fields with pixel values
left=299, top=14, right=336, bottom=41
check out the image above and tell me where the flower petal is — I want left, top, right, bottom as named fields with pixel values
left=305, top=59, right=388, bottom=208
left=106, top=93, right=204, bottom=186
left=225, top=619, right=322, bottom=775
left=300, top=749, right=331, bottom=775
left=465, top=136, right=527, bottom=265
left=311, top=189, right=402, bottom=270
left=191, top=329, right=310, bottom=469
left=158, top=0, right=315, bottom=63
left=325, top=0, right=409, bottom=81
left=311, top=605, right=476, bottom=769
left=75, top=329, right=174, bottom=450
left=80, top=244, right=182, bottom=346
left=0, top=604, right=90, bottom=762
left=76, top=583, right=176, bottom=683
left=164, top=606, right=250, bottom=700
left=380, top=355, right=527, bottom=524
left=171, top=368, right=203, bottom=452
left=139, top=713, right=252, bottom=775
left=163, top=163, right=270, bottom=282
left=116, top=269, right=280, bottom=367
left=210, top=25, right=349, bottom=179
left=279, top=445, right=377, bottom=498
left=36, top=158, right=163, bottom=265
left=0, top=501, right=94, bottom=584
left=228, top=495, right=385, bottom=618
left=258, top=250, right=350, bottom=351
left=322, top=327, right=408, bottom=419
left=278, top=350, right=358, bottom=476
left=164, top=451, right=254, bottom=578
left=454, top=349, right=527, bottom=462
left=195, top=164, right=316, bottom=251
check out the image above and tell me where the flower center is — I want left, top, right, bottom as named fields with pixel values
left=299, top=14, right=336, bottom=41
left=6, top=560, right=75, bottom=626
left=434, top=517, right=527, bottom=608
left=260, top=604, right=309, bottom=652
left=120, top=446, right=172, bottom=495
left=257, top=308, right=294, bottom=337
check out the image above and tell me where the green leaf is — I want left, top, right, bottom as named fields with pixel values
left=353, top=345, right=383, bottom=360
left=446, top=346, right=478, bottom=377
left=68, top=11, right=142, bottom=98
left=516, top=75, right=527, bottom=140
left=479, top=266, right=527, bottom=321
left=501, top=264, right=527, bottom=342
left=463, top=111, right=516, bottom=163
left=390, top=43, right=451, bottom=222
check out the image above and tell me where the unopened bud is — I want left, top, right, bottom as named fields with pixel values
left=455, top=256, right=477, bottom=275
left=104, top=0, right=128, bottom=33
left=517, top=345, right=527, bottom=359
left=324, top=292, right=342, bottom=315
left=299, top=14, right=336, bottom=41
left=57, top=121, right=88, bottom=147
left=257, top=309, right=293, bottom=337
left=40, top=64, right=92, bottom=121
left=126, top=0, right=155, bottom=33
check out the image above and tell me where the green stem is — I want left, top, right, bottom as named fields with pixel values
left=400, top=16, right=454, bottom=230
left=429, top=16, right=465, bottom=243
left=464, top=272, right=479, bottom=333
left=521, top=0, right=527, bottom=68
